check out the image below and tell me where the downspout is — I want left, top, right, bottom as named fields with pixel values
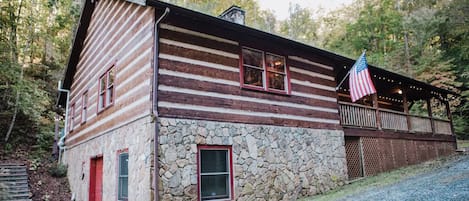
left=153, top=7, right=170, bottom=201
left=57, top=81, right=70, bottom=164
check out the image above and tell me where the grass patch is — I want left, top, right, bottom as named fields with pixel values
left=457, top=140, right=469, bottom=149
left=299, top=155, right=460, bottom=201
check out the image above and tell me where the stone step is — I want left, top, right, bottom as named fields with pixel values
left=8, top=200, right=32, bottom=201
left=9, top=192, right=31, bottom=199
left=0, top=173, right=28, bottom=177
left=1, top=181, right=28, bottom=186
left=0, top=164, right=31, bottom=201
left=0, top=177, right=28, bottom=182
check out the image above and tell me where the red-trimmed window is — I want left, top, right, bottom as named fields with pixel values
left=118, top=152, right=128, bottom=201
left=198, top=145, right=233, bottom=201
left=98, top=66, right=115, bottom=111
left=69, top=103, right=75, bottom=132
left=241, top=47, right=290, bottom=94
left=82, top=91, right=88, bottom=124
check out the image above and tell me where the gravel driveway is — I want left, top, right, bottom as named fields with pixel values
left=339, top=154, right=469, bottom=201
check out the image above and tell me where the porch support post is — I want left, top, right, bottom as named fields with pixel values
left=444, top=96, right=455, bottom=135
left=426, top=98, right=435, bottom=135
left=372, top=93, right=381, bottom=130
left=402, top=89, right=411, bottom=132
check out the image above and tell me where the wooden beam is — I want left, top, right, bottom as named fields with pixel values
left=372, top=93, right=381, bottom=130
left=444, top=97, right=455, bottom=136
left=402, top=89, right=412, bottom=132
left=343, top=127, right=456, bottom=142
left=426, top=98, right=435, bottom=135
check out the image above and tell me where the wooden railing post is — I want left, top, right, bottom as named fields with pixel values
left=372, top=93, right=381, bottom=130
left=427, top=98, right=435, bottom=135
left=444, top=97, right=455, bottom=136
left=402, top=89, right=411, bottom=132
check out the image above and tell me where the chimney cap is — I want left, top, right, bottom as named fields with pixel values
left=219, top=5, right=245, bottom=25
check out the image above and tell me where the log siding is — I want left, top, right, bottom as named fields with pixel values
left=65, top=0, right=154, bottom=146
left=157, top=22, right=341, bottom=129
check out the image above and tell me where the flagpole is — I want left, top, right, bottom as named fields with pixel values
left=335, top=49, right=367, bottom=91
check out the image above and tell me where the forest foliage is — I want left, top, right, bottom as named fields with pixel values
left=0, top=0, right=81, bottom=149
left=0, top=0, right=467, bottom=150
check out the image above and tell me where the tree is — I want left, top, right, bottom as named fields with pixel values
left=0, top=0, right=81, bottom=143
left=278, top=3, right=319, bottom=46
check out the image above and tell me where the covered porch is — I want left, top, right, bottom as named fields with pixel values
left=335, top=65, right=457, bottom=179
left=336, top=65, right=456, bottom=137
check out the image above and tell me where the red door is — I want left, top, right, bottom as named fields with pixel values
left=89, top=156, right=103, bottom=201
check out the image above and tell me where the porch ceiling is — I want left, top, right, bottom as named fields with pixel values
left=336, top=64, right=457, bottom=102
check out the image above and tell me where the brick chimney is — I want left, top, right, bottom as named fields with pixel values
left=219, top=5, right=245, bottom=25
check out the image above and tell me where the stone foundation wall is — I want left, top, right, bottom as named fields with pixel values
left=158, top=118, right=347, bottom=201
left=64, top=116, right=154, bottom=201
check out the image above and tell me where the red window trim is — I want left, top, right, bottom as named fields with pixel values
left=239, top=46, right=291, bottom=95
left=81, top=91, right=88, bottom=125
left=116, top=148, right=129, bottom=201
left=197, top=145, right=234, bottom=201
left=97, top=64, right=116, bottom=114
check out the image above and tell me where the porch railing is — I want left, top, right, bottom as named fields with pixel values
left=339, top=102, right=453, bottom=135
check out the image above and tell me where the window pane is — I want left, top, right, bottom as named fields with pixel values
left=243, top=67, right=263, bottom=87
left=118, top=153, right=129, bottom=200
left=201, top=150, right=227, bottom=173
left=266, top=54, right=285, bottom=73
left=268, top=73, right=285, bottom=91
left=107, top=86, right=114, bottom=104
left=242, top=48, right=262, bottom=67
left=108, top=68, right=115, bottom=86
left=201, top=175, right=229, bottom=200
left=119, top=153, right=128, bottom=175
left=118, top=177, right=128, bottom=199
left=99, top=95, right=104, bottom=109
left=100, top=77, right=106, bottom=93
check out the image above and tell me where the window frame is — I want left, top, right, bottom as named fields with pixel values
left=240, top=46, right=291, bottom=95
left=117, top=150, right=129, bottom=201
left=97, top=65, right=116, bottom=113
left=197, top=145, right=234, bottom=201
left=81, top=91, right=88, bottom=124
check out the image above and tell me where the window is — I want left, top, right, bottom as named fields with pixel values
left=241, top=47, right=290, bottom=94
left=98, top=66, right=115, bottom=111
left=198, top=146, right=233, bottom=201
left=69, top=103, right=75, bottom=132
left=82, top=92, right=88, bottom=124
left=118, top=152, right=128, bottom=200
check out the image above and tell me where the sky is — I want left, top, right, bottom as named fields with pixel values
left=257, top=0, right=354, bottom=19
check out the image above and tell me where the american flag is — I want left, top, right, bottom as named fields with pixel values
left=349, top=52, right=376, bottom=102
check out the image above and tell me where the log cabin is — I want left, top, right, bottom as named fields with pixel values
left=57, top=0, right=457, bottom=200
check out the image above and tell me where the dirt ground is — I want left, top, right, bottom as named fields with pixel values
left=0, top=144, right=71, bottom=201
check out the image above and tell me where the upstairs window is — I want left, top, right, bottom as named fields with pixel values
left=118, top=152, right=129, bottom=200
left=82, top=91, right=88, bottom=124
left=98, top=66, right=115, bottom=112
left=198, top=146, right=233, bottom=201
left=241, top=47, right=290, bottom=94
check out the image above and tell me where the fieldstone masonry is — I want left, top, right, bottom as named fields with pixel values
left=158, top=118, right=348, bottom=200
left=65, top=116, right=154, bottom=201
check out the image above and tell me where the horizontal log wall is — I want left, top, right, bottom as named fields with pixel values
left=157, top=22, right=341, bottom=130
left=66, top=0, right=154, bottom=146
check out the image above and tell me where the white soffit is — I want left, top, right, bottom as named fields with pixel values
left=125, top=0, right=146, bottom=6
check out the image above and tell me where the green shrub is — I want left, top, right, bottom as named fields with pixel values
left=48, top=163, right=68, bottom=178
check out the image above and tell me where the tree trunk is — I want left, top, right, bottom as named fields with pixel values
left=5, top=0, right=25, bottom=142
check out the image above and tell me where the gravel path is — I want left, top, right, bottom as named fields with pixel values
left=339, top=155, right=469, bottom=201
